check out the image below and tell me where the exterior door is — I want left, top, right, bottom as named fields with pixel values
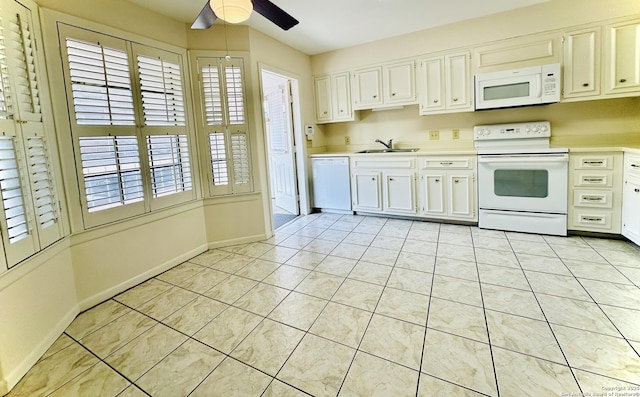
left=265, top=81, right=298, bottom=215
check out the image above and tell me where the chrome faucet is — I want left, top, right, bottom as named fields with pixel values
left=375, top=139, right=393, bottom=149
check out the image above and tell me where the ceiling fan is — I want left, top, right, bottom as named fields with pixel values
left=191, top=0, right=299, bottom=31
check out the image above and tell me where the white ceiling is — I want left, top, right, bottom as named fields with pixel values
left=126, top=0, right=550, bottom=55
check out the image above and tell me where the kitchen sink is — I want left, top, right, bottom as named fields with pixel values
left=356, top=148, right=420, bottom=153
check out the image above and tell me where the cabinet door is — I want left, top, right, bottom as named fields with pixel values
left=332, top=72, right=353, bottom=121
left=622, top=177, right=640, bottom=244
left=445, top=52, right=472, bottom=110
left=421, top=173, right=445, bottom=216
left=384, top=172, right=416, bottom=214
left=352, top=67, right=382, bottom=109
left=384, top=61, right=416, bottom=104
left=314, top=75, right=332, bottom=122
left=563, top=28, right=601, bottom=98
left=420, top=58, right=445, bottom=113
left=448, top=173, right=474, bottom=219
left=352, top=171, right=382, bottom=211
left=605, top=20, right=640, bottom=94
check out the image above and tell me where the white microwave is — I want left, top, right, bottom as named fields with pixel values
left=474, top=63, right=561, bottom=110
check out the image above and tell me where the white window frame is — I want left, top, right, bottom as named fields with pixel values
left=191, top=53, right=253, bottom=197
left=58, top=24, right=196, bottom=228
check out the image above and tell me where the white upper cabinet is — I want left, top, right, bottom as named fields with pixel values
left=605, top=19, right=640, bottom=94
left=352, top=66, right=383, bottom=109
left=314, top=72, right=355, bottom=124
left=419, top=51, right=472, bottom=115
left=314, top=75, right=332, bottom=123
left=352, top=60, right=416, bottom=110
left=563, top=27, right=601, bottom=98
left=383, top=60, right=416, bottom=104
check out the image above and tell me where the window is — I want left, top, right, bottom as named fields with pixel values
left=0, top=0, right=63, bottom=270
left=197, top=56, right=252, bottom=196
left=58, top=25, right=195, bottom=227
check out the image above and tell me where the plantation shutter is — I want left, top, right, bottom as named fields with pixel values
left=198, top=56, right=252, bottom=196
left=59, top=25, right=144, bottom=227
left=0, top=0, right=62, bottom=269
left=0, top=130, right=38, bottom=267
left=134, top=45, right=194, bottom=208
left=4, top=2, right=40, bottom=122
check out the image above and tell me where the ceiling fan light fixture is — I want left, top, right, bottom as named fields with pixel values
left=210, top=0, right=253, bottom=24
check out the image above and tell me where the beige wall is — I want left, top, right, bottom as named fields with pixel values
left=36, top=0, right=188, bottom=47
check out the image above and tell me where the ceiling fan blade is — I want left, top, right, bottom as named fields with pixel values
left=252, top=0, right=299, bottom=31
left=191, top=2, right=217, bottom=29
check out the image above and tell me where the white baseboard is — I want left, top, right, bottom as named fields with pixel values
left=207, top=234, right=268, bottom=249
left=3, top=304, right=79, bottom=393
left=76, top=243, right=209, bottom=312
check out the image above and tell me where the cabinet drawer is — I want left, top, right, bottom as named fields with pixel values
left=573, top=190, right=613, bottom=208
left=352, top=157, right=415, bottom=169
left=420, top=157, right=473, bottom=170
left=573, top=155, right=614, bottom=170
left=624, top=154, right=640, bottom=177
left=573, top=172, right=612, bottom=187
left=571, top=210, right=613, bottom=230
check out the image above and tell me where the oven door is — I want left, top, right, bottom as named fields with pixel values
left=477, top=153, right=568, bottom=213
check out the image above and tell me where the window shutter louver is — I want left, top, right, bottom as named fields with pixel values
left=138, top=55, right=185, bottom=126
left=231, top=132, right=250, bottom=185
left=147, top=134, right=192, bottom=197
left=0, top=136, right=29, bottom=244
left=66, top=38, right=135, bottom=126
left=26, top=135, right=57, bottom=230
left=79, top=135, right=143, bottom=212
left=201, top=65, right=224, bottom=125
left=209, top=132, right=228, bottom=186
left=7, top=8, right=41, bottom=121
left=224, top=65, right=245, bottom=125
left=0, top=11, right=13, bottom=120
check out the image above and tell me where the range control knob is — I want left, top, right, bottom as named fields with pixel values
left=540, top=125, right=549, bottom=133
left=525, top=127, right=531, bottom=133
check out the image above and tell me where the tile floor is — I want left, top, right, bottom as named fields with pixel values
left=7, top=213, right=640, bottom=397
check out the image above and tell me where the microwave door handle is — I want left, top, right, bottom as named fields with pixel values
left=533, top=78, right=542, bottom=98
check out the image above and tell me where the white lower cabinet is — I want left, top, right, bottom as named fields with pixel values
left=351, top=156, right=417, bottom=215
left=419, top=156, right=476, bottom=221
left=622, top=153, right=640, bottom=245
left=568, top=152, right=623, bottom=233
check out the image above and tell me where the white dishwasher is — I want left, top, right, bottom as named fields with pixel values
left=311, top=157, right=352, bottom=212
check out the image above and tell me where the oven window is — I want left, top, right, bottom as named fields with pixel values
left=484, top=82, right=530, bottom=100
left=494, top=169, right=548, bottom=198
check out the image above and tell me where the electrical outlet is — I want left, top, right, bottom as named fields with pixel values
left=345, top=136, right=351, bottom=145
left=452, top=129, right=460, bottom=140
left=429, top=130, right=439, bottom=140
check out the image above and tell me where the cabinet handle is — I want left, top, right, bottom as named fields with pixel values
left=620, top=78, right=627, bottom=83
left=440, top=162, right=453, bottom=166
left=635, top=188, right=640, bottom=193
left=454, top=179, right=459, bottom=183
left=435, top=179, right=440, bottom=182
left=371, top=177, right=375, bottom=181
left=582, top=216, right=603, bottom=222
left=631, top=164, right=640, bottom=168
left=373, top=95, right=377, bottom=98
left=584, top=178, right=603, bottom=183
left=584, top=160, right=604, bottom=165
left=582, top=83, right=589, bottom=87
left=389, top=178, right=394, bottom=181
left=392, top=93, right=396, bottom=96
left=340, top=109, right=344, bottom=113
left=323, top=111, right=328, bottom=114
left=433, top=99, right=439, bottom=103
left=583, top=196, right=603, bottom=201
left=453, top=98, right=458, bottom=102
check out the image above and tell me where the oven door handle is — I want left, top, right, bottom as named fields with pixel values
left=478, top=154, right=569, bottom=163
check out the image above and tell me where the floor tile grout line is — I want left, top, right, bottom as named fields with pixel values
left=470, top=230, right=502, bottom=397
left=415, top=221, right=441, bottom=397
left=507, top=233, right=586, bottom=395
